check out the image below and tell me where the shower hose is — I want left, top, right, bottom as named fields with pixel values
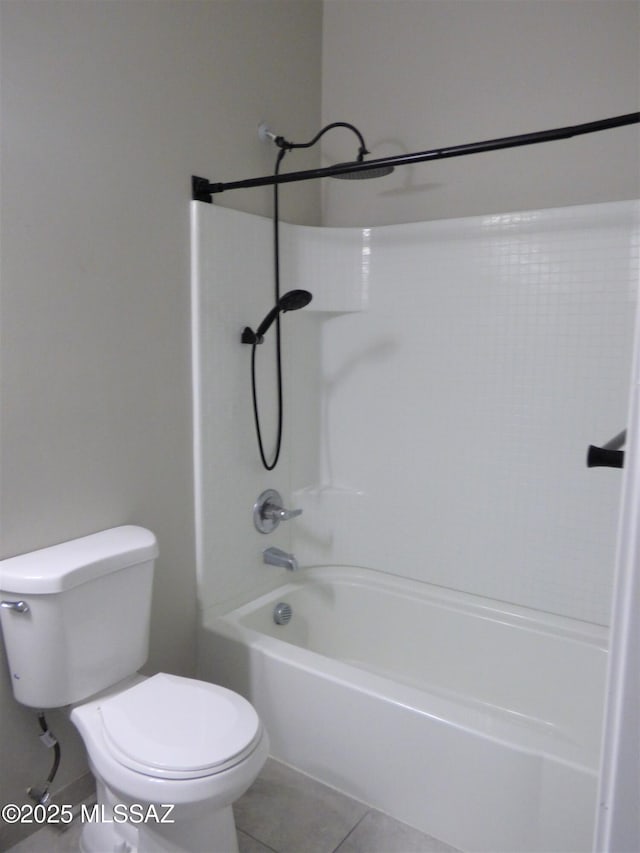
left=251, top=147, right=287, bottom=470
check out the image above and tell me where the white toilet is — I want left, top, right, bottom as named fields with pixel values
left=0, top=526, right=268, bottom=853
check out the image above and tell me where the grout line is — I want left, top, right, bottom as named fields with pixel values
left=238, top=828, right=280, bottom=853
left=330, top=807, right=372, bottom=853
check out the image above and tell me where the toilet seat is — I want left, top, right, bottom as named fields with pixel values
left=98, top=673, right=262, bottom=780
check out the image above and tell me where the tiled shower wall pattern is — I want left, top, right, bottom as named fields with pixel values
left=288, top=201, right=640, bottom=625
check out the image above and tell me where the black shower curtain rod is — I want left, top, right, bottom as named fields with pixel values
left=192, top=112, right=640, bottom=203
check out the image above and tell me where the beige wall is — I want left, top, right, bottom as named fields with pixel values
left=0, top=0, right=321, bottom=843
left=321, top=0, right=640, bottom=226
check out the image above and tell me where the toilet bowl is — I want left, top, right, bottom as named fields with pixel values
left=0, top=526, right=267, bottom=853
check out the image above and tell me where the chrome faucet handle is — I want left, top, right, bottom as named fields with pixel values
left=263, top=503, right=303, bottom=522
left=253, top=489, right=303, bottom=533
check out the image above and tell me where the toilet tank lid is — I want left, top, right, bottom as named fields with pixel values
left=0, top=526, right=158, bottom=594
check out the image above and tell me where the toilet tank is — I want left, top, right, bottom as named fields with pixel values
left=0, top=526, right=158, bottom=708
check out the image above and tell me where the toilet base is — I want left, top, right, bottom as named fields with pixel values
left=79, top=780, right=240, bottom=853
left=80, top=819, right=134, bottom=853
left=79, top=804, right=239, bottom=853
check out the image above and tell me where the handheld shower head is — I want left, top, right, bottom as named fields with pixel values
left=242, top=289, right=312, bottom=344
left=256, top=289, right=312, bottom=338
left=275, top=288, right=313, bottom=313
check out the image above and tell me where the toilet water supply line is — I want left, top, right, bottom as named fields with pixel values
left=27, top=713, right=61, bottom=805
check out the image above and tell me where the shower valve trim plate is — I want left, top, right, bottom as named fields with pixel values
left=253, top=489, right=302, bottom=534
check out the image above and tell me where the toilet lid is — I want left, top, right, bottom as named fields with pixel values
left=99, top=673, right=262, bottom=780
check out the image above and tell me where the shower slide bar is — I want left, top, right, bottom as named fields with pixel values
left=192, top=112, right=640, bottom=201
left=587, top=430, right=626, bottom=469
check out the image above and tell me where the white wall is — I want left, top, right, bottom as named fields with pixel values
left=192, top=204, right=299, bottom=613
left=192, top=207, right=386, bottom=616
left=321, top=0, right=639, bottom=226
left=0, top=1, right=321, bottom=845
left=194, top=198, right=638, bottom=627
left=287, top=201, right=639, bottom=625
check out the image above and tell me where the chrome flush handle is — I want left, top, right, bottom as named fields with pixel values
left=0, top=600, right=30, bottom=614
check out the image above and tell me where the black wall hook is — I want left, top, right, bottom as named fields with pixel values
left=587, top=446, right=625, bottom=469
left=587, top=429, right=626, bottom=469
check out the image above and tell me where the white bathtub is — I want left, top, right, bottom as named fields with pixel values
left=198, top=566, right=608, bottom=853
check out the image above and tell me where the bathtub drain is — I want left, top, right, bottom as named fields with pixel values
left=273, top=602, right=292, bottom=625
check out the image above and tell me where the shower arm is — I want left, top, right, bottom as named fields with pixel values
left=192, top=112, right=640, bottom=201
left=270, top=121, right=369, bottom=161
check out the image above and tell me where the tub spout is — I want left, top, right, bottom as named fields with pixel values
left=263, top=547, right=298, bottom=571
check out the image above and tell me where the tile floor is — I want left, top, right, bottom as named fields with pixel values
left=8, top=758, right=460, bottom=853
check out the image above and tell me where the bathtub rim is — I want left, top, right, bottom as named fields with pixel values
left=200, top=564, right=607, bottom=772
left=203, top=563, right=609, bottom=648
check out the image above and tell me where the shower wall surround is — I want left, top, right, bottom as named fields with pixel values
left=289, top=200, right=639, bottom=626
left=193, top=201, right=639, bottom=625
left=192, top=204, right=294, bottom=612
